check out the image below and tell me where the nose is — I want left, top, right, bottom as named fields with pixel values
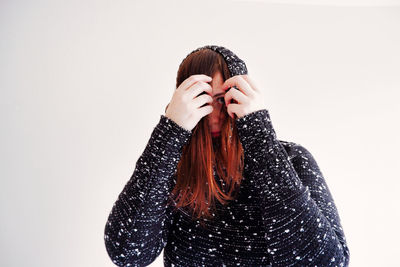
left=209, top=99, right=224, bottom=129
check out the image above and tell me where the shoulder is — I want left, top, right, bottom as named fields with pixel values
left=278, top=139, right=315, bottom=163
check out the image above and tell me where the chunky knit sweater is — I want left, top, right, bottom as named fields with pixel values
left=104, top=108, right=350, bottom=267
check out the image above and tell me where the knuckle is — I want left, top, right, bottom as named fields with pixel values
left=191, top=76, right=200, bottom=84
left=198, top=81, right=207, bottom=87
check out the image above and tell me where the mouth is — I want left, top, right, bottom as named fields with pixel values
left=211, top=131, right=221, bottom=137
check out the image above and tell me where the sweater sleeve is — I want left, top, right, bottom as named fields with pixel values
left=104, top=115, right=192, bottom=267
left=235, top=109, right=350, bottom=267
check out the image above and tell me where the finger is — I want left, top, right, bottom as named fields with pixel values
left=224, top=86, right=247, bottom=106
left=187, top=81, right=213, bottom=100
left=179, top=74, right=212, bottom=92
left=226, top=103, right=240, bottom=119
left=193, top=93, right=213, bottom=108
left=241, top=75, right=260, bottom=93
left=222, top=75, right=255, bottom=97
left=198, top=104, right=213, bottom=118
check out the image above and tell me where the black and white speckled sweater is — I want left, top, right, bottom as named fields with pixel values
left=104, top=108, right=350, bottom=267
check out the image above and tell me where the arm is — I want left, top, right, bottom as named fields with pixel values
left=289, top=142, right=349, bottom=264
left=235, top=109, right=350, bottom=266
left=104, top=115, right=192, bottom=267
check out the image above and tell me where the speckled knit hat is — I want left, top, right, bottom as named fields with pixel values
left=179, top=45, right=248, bottom=77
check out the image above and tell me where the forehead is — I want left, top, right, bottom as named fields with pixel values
left=210, top=71, right=225, bottom=94
left=211, top=71, right=223, bottom=83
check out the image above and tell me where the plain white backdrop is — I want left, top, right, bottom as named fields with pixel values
left=1, top=0, right=399, bottom=266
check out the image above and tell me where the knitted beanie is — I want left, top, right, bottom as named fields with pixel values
left=179, top=45, right=248, bottom=77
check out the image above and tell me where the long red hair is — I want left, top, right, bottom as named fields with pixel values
left=167, top=48, right=245, bottom=226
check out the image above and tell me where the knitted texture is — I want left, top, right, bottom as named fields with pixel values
left=104, top=109, right=350, bottom=266
left=178, top=45, right=248, bottom=76
left=104, top=45, right=349, bottom=266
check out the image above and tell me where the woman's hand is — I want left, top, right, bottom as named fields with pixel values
left=222, top=75, right=266, bottom=119
left=165, top=74, right=214, bottom=131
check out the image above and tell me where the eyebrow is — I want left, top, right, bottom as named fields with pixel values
left=213, top=92, right=225, bottom=98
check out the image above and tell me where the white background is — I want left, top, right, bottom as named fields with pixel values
left=1, top=0, right=399, bottom=266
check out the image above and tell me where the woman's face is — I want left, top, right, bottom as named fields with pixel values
left=208, top=71, right=226, bottom=138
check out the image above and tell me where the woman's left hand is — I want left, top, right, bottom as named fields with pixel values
left=222, top=75, right=266, bottom=119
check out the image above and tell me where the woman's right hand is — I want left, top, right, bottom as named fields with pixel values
left=165, top=74, right=214, bottom=131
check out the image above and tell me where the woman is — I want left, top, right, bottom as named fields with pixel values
left=104, top=45, right=350, bottom=266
